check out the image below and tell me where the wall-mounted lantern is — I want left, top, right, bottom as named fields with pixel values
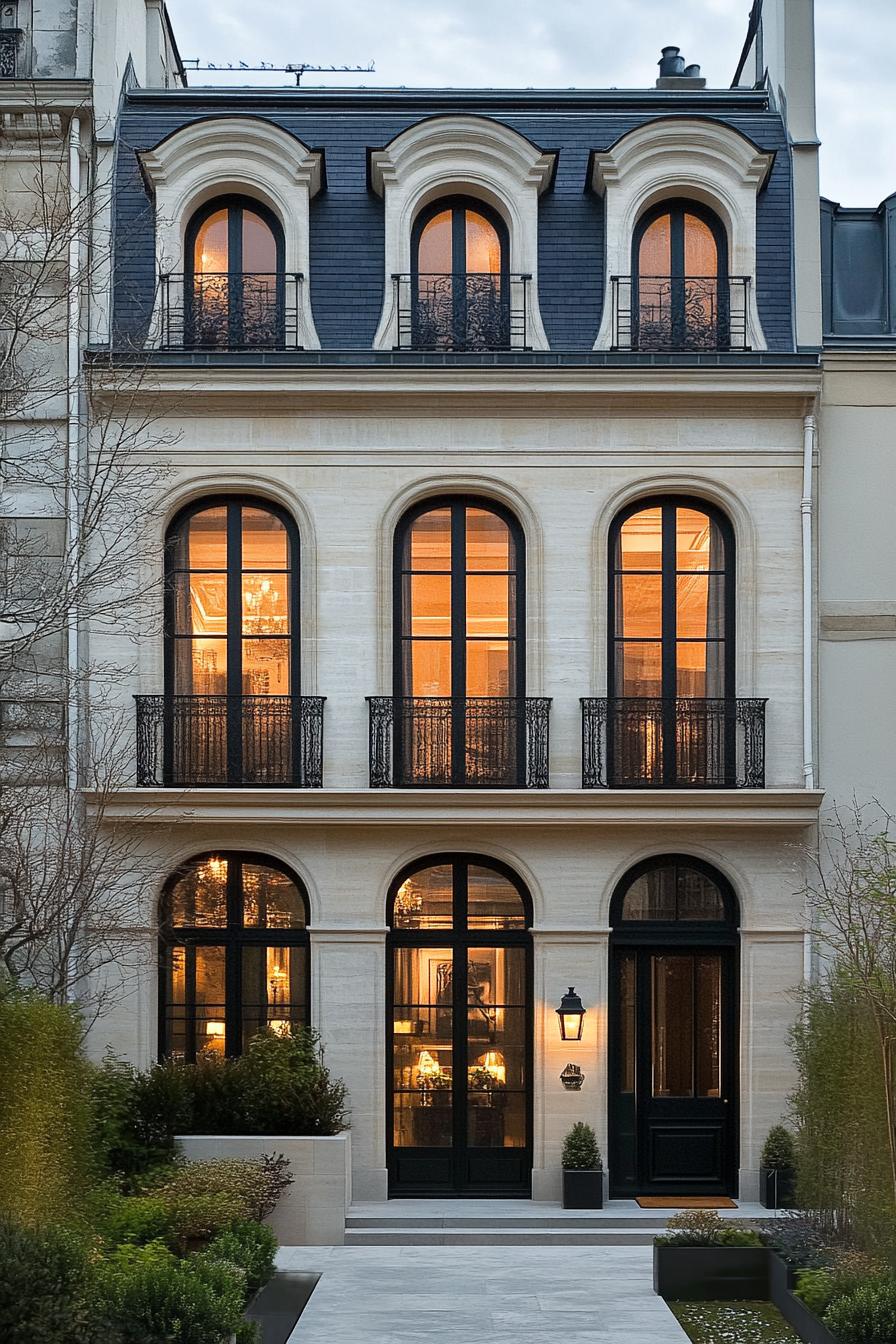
left=556, top=986, right=586, bottom=1041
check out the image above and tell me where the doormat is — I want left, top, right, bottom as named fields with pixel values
left=636, top=1196, right=738, bottom=1209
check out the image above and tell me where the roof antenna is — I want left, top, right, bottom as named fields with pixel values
left=181, top=59, right=376, bottom=86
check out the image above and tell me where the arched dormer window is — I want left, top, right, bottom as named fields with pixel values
left=160, top=852, right=310, bottom=1061
left=632, top=201, right=731, bottom=351
left=185, top=196, right=284, bottom=350
left=410, top=197, right=510, bottom=351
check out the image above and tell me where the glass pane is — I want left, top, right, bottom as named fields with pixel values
left=677, top=868, right=726, bottom=921
left=409, top=509, right=452, bottom=571
left=652, top=954, right=694, bottom=1097
left=168, top=856, right=228, bottom=926
left=195, top=946, right=227, bottom=1057
left=696, top=955, right=722, bottom=1097
left=417, top=210, right=452, bottom=273
left=242, top=864, right=305, bottom=928
left=618, top=508, right=662, bottom=571
left=242, top=507, right=287, bottom=570
left=616, top=641, right=662, bottom=698
left=194, top=209, right=228, bottom=274
left=242, top=575, right=289, bottom=635
left=467, top=949, right=526, bottom=1149
left=676, top=642, right=725, bottom=698
left=466, top=509, right=510, bottom=570
left=619, top=954, right=636, bottom=1093
left=187, top=506, right=228, bottom=570
left=618, top=574, right=662, bottom=639
left=242, top=209, right=277, bottom=272
left=163, top=945, right=187, bottom=1060
left=676, top=508, right=716, bottom=571
left=639, top=213, right=671, bottom=276
left=409, top=639, right=451, bottom=696
left=173, top=573, right=228, bottom=639
left=241, top=944, right=306, bottom=1050
left=467, top=865, right=526, bottom=929
left=392, top=946, right=453, bottom=1147
left=175, top=637, right=227, bottom=695
left=621, top=866, right=677, bottom=921
left=409, top=573, right=451, bottom=637
left=466, top=640, right=510, bottom=696
left=466, top=574, right=511, bottom=638
left=677, top=574, right=712, bottom=640
left=241, top=638, right=290, bottom=695
left=684, top=213, right=718, bottom=276
left=393, top=864, right=453, bottom=929
left=465, top=210, right=501, bottom=273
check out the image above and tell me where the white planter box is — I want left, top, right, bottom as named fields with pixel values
left=175, top=1132, right=351, bottom=1246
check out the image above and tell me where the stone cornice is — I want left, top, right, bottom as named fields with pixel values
left=0, top=79, right=93, bottom=113
left=89, top=787, right=824, bottom=828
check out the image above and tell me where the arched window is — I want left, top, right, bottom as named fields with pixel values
left=632, top=200, right=729, bottom=351
left=392, top=496, right=526, bottom=786
left=411, top=197, right=509, bottom=350
left=160, top=852, right=309, bottom=1061
left=387, top=855, right=532, bottom=1194
left=609, top=856, right=738, bottom=1197
left=185, top=196, right=284, bottom=349
left=164, top=496, right=300, bottom=785
left=607, top=497, right=735, bottom=786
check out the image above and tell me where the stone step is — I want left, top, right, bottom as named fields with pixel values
left=345, top=1225, right=667, bottom=1246
left=346, top=1213, right=674, bottom=1230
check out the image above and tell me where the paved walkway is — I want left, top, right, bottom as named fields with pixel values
left=278, top=1244, right=689, bottom=1343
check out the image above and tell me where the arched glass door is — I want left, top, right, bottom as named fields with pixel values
left=388, top=856, right=532, bottom=1194
left=633, top=201, right=729, bottom=351
left=412, top=197, right=509, bottom=350
left=609, top=856, right=739, bottom=1196
left=186, top=196, right=284, bottom=349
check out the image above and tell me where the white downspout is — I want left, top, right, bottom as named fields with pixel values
left=801, top=409, right=817, bottom=987
left=66, top=115, right=83, bottom=794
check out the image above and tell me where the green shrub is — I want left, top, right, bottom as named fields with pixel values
left=825, top=1278, right=896, bottom=1344
left=228, top=1029, right=348, bottom=1136
left=0, top=990, right=93, bottom=1224
left=795, top=1268, right=836, bottom=1316
left=90, top=1053, right=180, bottom=1180
left=758, top=1215, right=833, bottom=1269
left=160, top=1192, right=247, bottom=1254
left=656, top=1209, right=763, bottom=1248
left=150, top=1153, right=292, bottom=1223
left=0, top=1216, right=98, bottom=1344
left=96, top=1241, right=247, bottom=1344
left=561, top=1122, right=602, bottom=1170
left=93, top=1189, right=170, bottom=1247
left=203, top=1219, right=278, bottom=1296
left=761, top=1124, right=797, bottom=1171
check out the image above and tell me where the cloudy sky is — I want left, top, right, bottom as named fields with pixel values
left=165, top=0, right=895, bottom=205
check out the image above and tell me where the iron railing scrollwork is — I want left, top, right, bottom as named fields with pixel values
left=611, top=275, right=750, bottom=352
left=367, top=696, right=551, bottom=788
left=157, top=272, right=305, bottom=350
left=581, top=697, right=767, bottom=789
left=135, top=695, right=325, bottom=787
left=393, top=272, right=530, bottom=351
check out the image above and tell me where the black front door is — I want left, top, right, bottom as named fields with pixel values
left=610, top=945, right=738, bottom=1196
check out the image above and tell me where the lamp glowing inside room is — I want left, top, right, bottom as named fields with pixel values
left=556, top=986, right=586, bottom=1041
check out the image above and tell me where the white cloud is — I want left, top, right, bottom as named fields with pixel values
left=164, top=0, right=896, bottom=204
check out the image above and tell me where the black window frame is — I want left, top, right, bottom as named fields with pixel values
left=411, top=196, right=510, bottom=351
left=184, top=194, right=286, bottom=349
left=632, top=199, right=730, bottom=351
left=158, top=850, right=311, bottom=1062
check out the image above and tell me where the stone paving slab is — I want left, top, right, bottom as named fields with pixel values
left=277, top=1244, right=689, bottom=1343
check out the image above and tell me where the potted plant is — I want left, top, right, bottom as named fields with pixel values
left=759, top=1124, right=797, bottom=1209
left=561, top=1122, right=603, bottom=1209
left=654, top=1210, right=768, bottom=1301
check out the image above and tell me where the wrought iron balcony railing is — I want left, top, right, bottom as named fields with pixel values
left=367, top=696, right=551, bottom=788
left=581, top=697, right=767, bottom=789
left=135, top=695, right=325, bottom=787
left=157, top=272, right=305, bottom=350
left=393, top=272, right=530, bottom=351
left=610, top=275, right=750, bottom=351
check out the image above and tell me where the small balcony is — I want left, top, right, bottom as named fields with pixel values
left=367, top=696, right=551, bottom=788
left=393, top=273, right=530, bottom=351
left=156, top=272, right=305, bottom=350
left=135, top=695, right=325, bottom=787
left=581, top=697, right=767, bottom=789
left=610, top=275, right=750, bottom=352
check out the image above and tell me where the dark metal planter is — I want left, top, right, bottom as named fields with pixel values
left=769, top=1252, right=842, bottom=1344
left=653, top=1245, right=770, bottom=1300
left=245, top=1272, right=320, bottom=1344
left=562, top=1169, right=604, bottom=1209
left=759, top=1166, right=796, bottom=1209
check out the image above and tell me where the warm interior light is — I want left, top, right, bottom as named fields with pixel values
left=416, top=1049, right=442, bottom=1082
left=205, top=1020, right=225, bottom=1037
left=267, top=1019, right=291, bottom=1037
left=393, top=1020, right=415, bottom=1035
left=477, top=1050, right=506, bottom=1085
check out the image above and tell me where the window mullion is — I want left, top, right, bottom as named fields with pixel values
left=451, top=504, right=467, bottom=784
left=661, top=503, right=678, bottom=783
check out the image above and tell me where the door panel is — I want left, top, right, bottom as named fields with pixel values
left=610, top=945, right=736, bottom=1196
